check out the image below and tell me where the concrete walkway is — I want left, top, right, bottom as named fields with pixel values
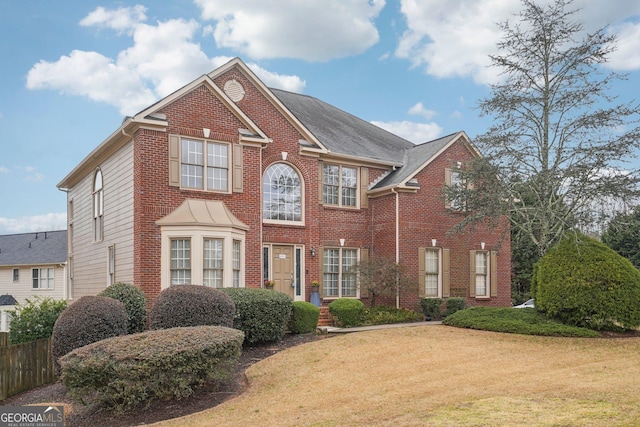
left=319, top=320, right=443, bottom=334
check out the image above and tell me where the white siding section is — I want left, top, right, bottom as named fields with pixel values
left=67, top=141, right=134, bottom=299
left=0, top=265, right=66, bottom=305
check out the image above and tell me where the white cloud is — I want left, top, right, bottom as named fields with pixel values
left=26, top=6, right=306, bottom=115
left=79, top=5, right=147, bottom=34
left=396, top=0, right=640, bottom=85
left=0, top=213, right=66, bottom=234
left=22, top=166, right=44, bottom=183
left=194, top=0, right=384, bottom=61
left=408, top=102, right=437, bottom=120
left=0, top=166, right=8, bottom=174
left=371, top=120, right=443, bottom=143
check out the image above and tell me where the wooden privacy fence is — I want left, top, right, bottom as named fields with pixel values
left=0, top=332, right=57, bottom=400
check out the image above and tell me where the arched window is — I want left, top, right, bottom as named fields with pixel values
left=263, top=163, right=302, bottom=222
left=93, top=169, right=104, bottom=241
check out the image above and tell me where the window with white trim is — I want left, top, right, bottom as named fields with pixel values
left=203, top=238, right=223, bottom=288
left=171, top=239, right=191, bottom=285
left=323, top=164, right=357, bottom=207
left=93, top=169, right=104, bottom=241
left=181, top=139, right=229, bottom=191
left=12, top=268, right=18, bottom=282
left=424, top=249, right=440, bottom=297
left=232, top=240, right=241, bottom=288
left=263, top=163, right=302, bottom=222
left=108, top=245, right=116, bottom=285
left=475, top=251, right=489, bottom=297
left=32, top=268, right=54, bottom=289
left=323, top=248, right=358, bottom=297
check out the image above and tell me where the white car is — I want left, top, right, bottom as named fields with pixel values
left=513, top=299, right=535, bottom=309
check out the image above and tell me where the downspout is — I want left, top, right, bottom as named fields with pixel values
left=391, top=187, right=400, bottom=309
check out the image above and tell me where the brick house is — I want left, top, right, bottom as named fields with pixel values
left=57, top=57, right=511, bottom=312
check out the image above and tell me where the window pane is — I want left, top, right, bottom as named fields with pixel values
left=425, top=249, right=440, bottom=297
left=475, top=252, right=488, bottom=296
left=171, top=239, right=191, bottom=285
left=233, top=240, right=241, bottom=288
left=207, top=143, right=228, bottom=191
left=181, top=140, right=204, bottom=188
left=263, top=163, right=302, bottom=221
left=323, top=249, right=339, bottom=297
left=323, top=165, right=339, bottom=204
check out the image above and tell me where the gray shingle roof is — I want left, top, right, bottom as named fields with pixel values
left=271, top=88, right=414, bottom=164
left=373, top=132, right=463, bottom=189
left=0, top=294, right=17, bottom=306
left=0, top=230, right=67, bottom=266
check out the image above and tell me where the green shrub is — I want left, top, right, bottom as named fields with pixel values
left=443, top=306, right=600, bottom=337
left=52, top=296, right=128, bottom=361
left=419, top=298, right=443, bottom=321
left=8, top=297, right=67, bottom=344
left=149, top=285, right=235, bottom=330
left=222, top=288, right=292, bottom=344
left=363, top=306, right=421, bottom=325
left=532, top=233, right=640, bottom=331
left=289, top=301, right=320, bottom=334
left=328, top=298, right=365, bottom=327
left=59, top=326, right=244, bottom=413
left=99, top=282, right=147, bottom=333
left=444, top=298, right=466, bottom=317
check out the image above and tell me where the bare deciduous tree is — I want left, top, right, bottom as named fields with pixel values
left=448, top=0, right=640, bottom=257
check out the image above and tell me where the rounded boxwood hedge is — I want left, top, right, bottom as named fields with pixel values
left=149, top=285, right=235, bottom=330
left=99, top=282, right=147, bottom=333
left=59, top=326, right=244, bottom=413
left=52, top=296, right=128, bottom=361
left=221, top=288, right=292, bottom=344
left=328, top=298, right=365, bottom=327
left=289, top=301, right=320, bottom=334
left=532, top=233, right=640, bottom=330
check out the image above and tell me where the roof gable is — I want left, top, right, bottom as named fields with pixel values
left=0, top=230, right=67, bottom=266
left=371, top=131, right=479, bottom=191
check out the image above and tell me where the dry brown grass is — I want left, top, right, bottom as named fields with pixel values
left=152, top=325, right=640, bottom=426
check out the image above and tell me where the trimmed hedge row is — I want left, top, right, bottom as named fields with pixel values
left=150, top=285, right=235, bottom=330
left=52, top=296, right=128, bottom=361
left=99, top=282, right=147, bottom=334
left=59, top=326, right=244, bottom=413
left=289, top=301, right=320, bottom=334
left=222, top=288, right=292, bottom=344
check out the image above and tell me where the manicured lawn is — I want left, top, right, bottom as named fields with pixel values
left=152, top=325, right=640, bottom=426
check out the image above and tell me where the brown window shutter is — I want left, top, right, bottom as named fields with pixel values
left=168, top=134, right=180, bottom=187
left=490, top=251, right=498, bottom=297
left=360, top=167, right=369, bottom=208
left=418, top=247, right=426, bottom=298
left=443, top=248, right=450, bottom=298
left=232, top=144, right=243, bottom=193
left=444, top=168, right=452, bottom=209
left=469, top=250, right=476, bottom=297
left=359, top=248, right=369, bottom=298
left=318, top=246, right=324, bottom=298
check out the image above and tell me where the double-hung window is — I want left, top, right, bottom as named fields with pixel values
left=474, top=251, right=489, bottom=297
left=170, top=239, right=191, bottom=285
left=32, top=268, right=54, bottom=289
left=181, top=139, right=229, bottom=191
left=424, top=249, right=440, bottom=297
left=203, top=238, right=223, bottom=288
left=323, top=164, right=357, bottom=207
left=323, top=248, right=358, bottom=297
left=93, top=169, right=104, bottom=241
left=232, top=240, right=241, bottom=288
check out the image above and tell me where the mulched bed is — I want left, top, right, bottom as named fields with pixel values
left=2, top=333, right=329, bottom=427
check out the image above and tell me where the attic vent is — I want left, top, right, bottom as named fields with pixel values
left=224, top=79, right=245, bottom=102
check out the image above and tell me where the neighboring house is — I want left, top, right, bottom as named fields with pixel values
left=0, top=231, right=67, bottom=331
left=57, top=58, right=511, bottom=312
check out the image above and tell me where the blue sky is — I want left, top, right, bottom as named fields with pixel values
left=1, top=0, right=639, bottom=234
